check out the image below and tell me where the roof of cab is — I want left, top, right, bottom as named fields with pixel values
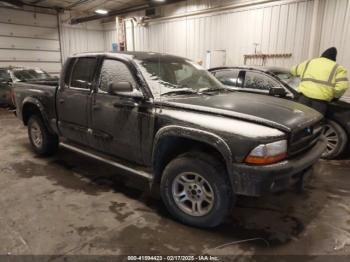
left=71, top=51, right=188, bottom=61
left=209, top=65, right=289, bottom=73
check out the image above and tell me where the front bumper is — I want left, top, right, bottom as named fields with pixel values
left=230, top=138, right=326, bottom=196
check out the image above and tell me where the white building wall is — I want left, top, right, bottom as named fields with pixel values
left=318, top=0, right=350, bottom=101
left=59, top=13, right=105, bottom=63
left=57, top=0, right=350, bottom=100
left=128, top=0, right=314, bottom=68
left=0, top=7, right=61, bottom=74
left=103, top=21, right=118, bottom=52
left=319, top=0, right=350, bottom=70
left=59, top=14, right=118, bottom=62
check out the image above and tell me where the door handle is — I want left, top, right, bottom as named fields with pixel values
left=92, top=105, right=101, bottom=111
left=113, top=100, right=139, bottom=108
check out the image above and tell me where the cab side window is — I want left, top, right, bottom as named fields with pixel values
left=99, top=59, right=136, bottom=92
left=214, top=69, right=240, bottom=87
left=70, top=57, right=97, bottom=90
left=0, top=69, right=11, bottom=82
left=63, top=58, right=74, bottom=87
left=243, top=71, right=279, bottom=91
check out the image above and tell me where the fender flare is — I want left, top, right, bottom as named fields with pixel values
left=152, top=125, right=233, bottom=175
left=21, top=97, right=53, bottom=133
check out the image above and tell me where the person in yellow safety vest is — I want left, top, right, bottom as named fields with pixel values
left=290, top=47, right=349, bottom=115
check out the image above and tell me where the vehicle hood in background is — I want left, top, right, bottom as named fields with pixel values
left=160, top=92, right=322, bottom=132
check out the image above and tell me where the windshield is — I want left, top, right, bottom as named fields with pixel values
left=135, top=56, right=226, bottom=96
left=13, top=68, right=53, bottom=82
left=273, top=71, right=300, bottom=90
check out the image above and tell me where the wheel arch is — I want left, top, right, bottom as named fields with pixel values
left=323, top=118, right=349, bottom=158
left=330, top=118, right=350, bottom=141
left=152, top=125, right=233, bottom=184
left=21, top=97, right=53, bottom=133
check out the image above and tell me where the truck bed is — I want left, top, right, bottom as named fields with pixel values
left=13, top=82, right=58, bottom=130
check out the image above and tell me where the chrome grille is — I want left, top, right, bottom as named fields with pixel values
left=289, top=122, right=323, bottom=156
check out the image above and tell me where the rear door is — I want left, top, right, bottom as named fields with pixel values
left=241, top=70, right=282, bottom=94
left=56, top=57, right=98, bottom=145
left=212, top=69, right=243, bottom=89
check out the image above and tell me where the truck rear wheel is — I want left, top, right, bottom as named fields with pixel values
left=28, top=115, right=58, bottom=156
left=160, top=152, right=232, bottom=228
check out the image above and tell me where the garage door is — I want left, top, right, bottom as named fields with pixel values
left=0, top=7, right=61, bottom=75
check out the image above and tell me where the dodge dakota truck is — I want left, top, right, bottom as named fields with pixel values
left=14, top=52, right=326, bottom=228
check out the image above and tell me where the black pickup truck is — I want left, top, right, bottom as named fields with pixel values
left=14, top=52, right=326, bottom=228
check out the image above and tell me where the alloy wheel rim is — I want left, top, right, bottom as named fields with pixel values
left=172, top=172, right=215, bottom=217
left=30, top=122, right=43, bottom=148
left=322, top=124, right=339, bottom=157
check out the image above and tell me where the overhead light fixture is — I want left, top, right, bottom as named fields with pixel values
left=152, top=0, right=166, bottom=2
left=95, top=9, right=108, bottom=15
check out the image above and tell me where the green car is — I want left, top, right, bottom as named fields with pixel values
left=0, top=67, right=57, bottom=108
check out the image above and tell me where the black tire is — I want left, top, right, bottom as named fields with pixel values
left=28, top=115, right=58, bottom=156
left=322, top=120, right=348, bottom=160
left=160, top=152, right=232, bottom=228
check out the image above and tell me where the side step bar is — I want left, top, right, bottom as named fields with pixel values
left=60, top=142, right=153, bottom=181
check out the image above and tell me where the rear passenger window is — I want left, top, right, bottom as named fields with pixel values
left=99, top=59, right=136, bottom=92
left=214, top=69, right=240, bottom=87
left=70, top=57, right=97, bottom=89
left=243, top=71, right=279, bottom=91
left=64, top=59, right=74, bottom=86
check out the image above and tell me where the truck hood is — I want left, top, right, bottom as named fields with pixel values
left=160, top=92, right=322, bottom=132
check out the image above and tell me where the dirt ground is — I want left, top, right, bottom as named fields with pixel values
left=0, top=108, right=350, bottom=259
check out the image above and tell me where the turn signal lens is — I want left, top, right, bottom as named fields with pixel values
left=245, top=140, right=287, bottom=165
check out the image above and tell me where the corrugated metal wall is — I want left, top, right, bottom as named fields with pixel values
left=128, top=0, right=314, bottom=68
left=2, top=0, right=350, bottom=103
left=0, top=7, right=61, bottom=74
left=319, top=0, right=350, bottom=101
left=59, top=13, right=117, bottom=62
left=59, top=13, right=105, bottom=63
left=103, top=22, right=118, bottom=52
left=320, top=0, right=350, bottom=70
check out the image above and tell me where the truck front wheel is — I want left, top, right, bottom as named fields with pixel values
left=322, top=120, right=348, bottom=159
left=28, top=115, right=58, bottom=156
left=160, top=152, right=232, bottom=228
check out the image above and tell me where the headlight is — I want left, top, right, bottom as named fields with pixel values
left=245, top=140, right=287, bottom=165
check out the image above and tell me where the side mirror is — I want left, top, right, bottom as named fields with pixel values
left=108, top=81, right=133, bottom=95
left=269, top=87, right=287, bottom=97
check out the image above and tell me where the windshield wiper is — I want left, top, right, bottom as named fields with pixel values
left=161, top=89, right=197, bottom=96
left=197, top=87, right=228, bottom=94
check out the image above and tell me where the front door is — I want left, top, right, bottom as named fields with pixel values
left=89, top=58, right=149, bottom=164
left=57, top=57, right=98, bottom=145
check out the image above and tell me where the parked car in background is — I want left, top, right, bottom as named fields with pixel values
left=210, top=66, right=350, bottom=159
left=14, top=52, right=326, bottom=228
left=0, top=67, right=58, bottom=108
